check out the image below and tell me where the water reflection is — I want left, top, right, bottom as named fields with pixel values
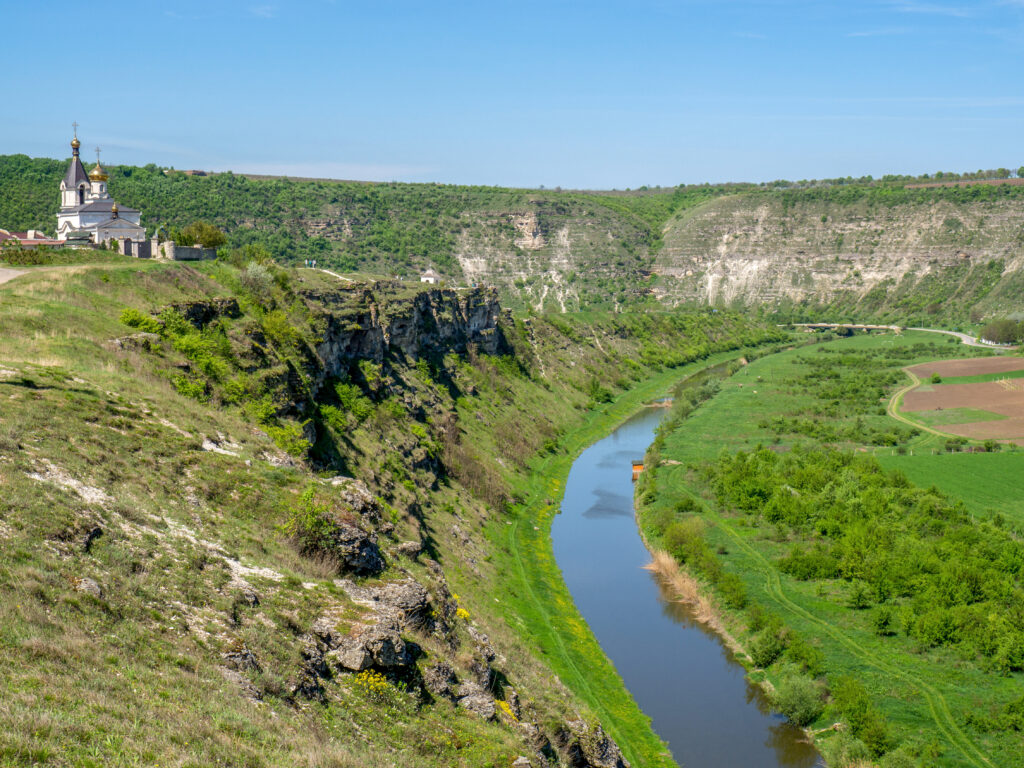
left=551, top=403, right=824, bottom=768
left=649, top=569, right=821, bottom=768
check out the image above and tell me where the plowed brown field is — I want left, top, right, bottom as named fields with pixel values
left=902, top=358, right=1024, bottom=442
left=907, top=357, right=1024, bottom=378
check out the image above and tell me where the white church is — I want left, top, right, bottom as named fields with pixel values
left=57, top=131, right=145, bottom=244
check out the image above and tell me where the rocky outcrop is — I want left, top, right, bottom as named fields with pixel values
left=327, top=624, right=414, bottom=671
left=309, top=578, right=435, bottom=679
left=320, top=520, right=384, bottom=576
left=309, top=284, right=507, bottom=376
left=557, top=721, right=630, bottom=768
left=169, top=298, right=242, bottom=328
left=455, top=680, right=497, bottom=719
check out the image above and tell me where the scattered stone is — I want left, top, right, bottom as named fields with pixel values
left=236, top=587, right=260, bottom=608
left=512, top=758, right=533, bottom=768
left=218, top=666, right=262, bottom=702
left=28, top=460, right=112, bottom=506
left=201, top=435, right=240, bottom=456
left=72, top=577, right=102, bottom=598
left=222, top=642, right=261, bottom=673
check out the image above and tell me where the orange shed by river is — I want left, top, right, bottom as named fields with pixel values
left=631, top=460, right=645, bottom=481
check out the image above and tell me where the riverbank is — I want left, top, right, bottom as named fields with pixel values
left=493, top=348, right=764, bottom=768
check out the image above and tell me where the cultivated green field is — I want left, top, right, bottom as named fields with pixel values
left=904, top=408, right=1006, bottom=427
left=877, top=451, right=1024, bottom=529
left=641, top=330, right=1024, bottom=768
left=932, top=369, right=1024, bottom=385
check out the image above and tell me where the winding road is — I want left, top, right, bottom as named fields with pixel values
left=793, top=323, right=1019, bottom=350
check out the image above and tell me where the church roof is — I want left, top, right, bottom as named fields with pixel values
left=68, top=200, right=139, bottom=215
left=63, top=156, right=90, bottom=188
left=94, top=216, right=144, bottom=230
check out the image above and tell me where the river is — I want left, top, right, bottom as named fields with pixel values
left=550, top=403, right=824, bottom=768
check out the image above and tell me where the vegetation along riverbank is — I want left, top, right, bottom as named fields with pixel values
left=637, top=329, right=1024, bottom=768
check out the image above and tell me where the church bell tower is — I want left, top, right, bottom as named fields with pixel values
left=60, top=123, right=90, bottom=209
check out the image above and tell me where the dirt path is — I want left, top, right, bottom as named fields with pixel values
left=301, top=267, right=353, bottom=283
left=886, top=368, right=954, bottom=440
left=0, top=267, right=25, bottom=285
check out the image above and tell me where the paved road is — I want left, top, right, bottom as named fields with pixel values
left=906, top=327, right=1019, bottom=350
left=793, top=323, right=1019, bottom=351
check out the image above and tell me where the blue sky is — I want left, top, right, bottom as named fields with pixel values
left=2, top=1, right=1023, bottom=188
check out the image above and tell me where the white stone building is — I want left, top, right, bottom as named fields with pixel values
left=56, top=134, right=145, bottom=244
left=420, top=268, right=441, bottom=284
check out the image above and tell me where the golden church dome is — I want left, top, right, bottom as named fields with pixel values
left=89, top=164, right=108, bottom=182
left=71, top=137, right=81, bottom=150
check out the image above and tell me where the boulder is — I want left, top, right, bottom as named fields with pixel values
left=331, top=521, right=385, bottom=576
left=423, top=661, right=458, bottom=700
left=512, top=759, right=533, bottom=768
left=455, top=680, right=496, bottom=720
left=395, top=540, right=423, bottom=559
left=328, top=476, right=383, bottom=525
left=108, top=332, right=161, bottom=352
left=327, top=624, right=412, bottom=671
left=72, top=577, right=102, bottom=598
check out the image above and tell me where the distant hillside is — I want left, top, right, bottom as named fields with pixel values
left=3, top=153, right=1023, bottom=321
left=0, top=154, right=726, bottom=311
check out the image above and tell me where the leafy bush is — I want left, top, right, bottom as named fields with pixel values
left=830, top=676, right=892, bottom=757
left=772, top=673, right=825, bottom=726
left=119, top=307, right=161, bottom=334
left=749, top=628, right=788, bottom=667
left=280, top=486, right=340, bottom=556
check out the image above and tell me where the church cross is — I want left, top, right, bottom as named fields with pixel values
left=71, top=121, right=79, bottom=138
left=95, top=147, right=102, bottom=165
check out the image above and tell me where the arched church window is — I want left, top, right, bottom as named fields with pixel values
left=78, top=185, right=85, bottom=205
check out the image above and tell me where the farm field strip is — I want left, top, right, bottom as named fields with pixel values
left=896, top=356, right=1024, bottom=442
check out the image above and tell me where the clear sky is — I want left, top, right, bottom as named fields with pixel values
left=2, top=1, right=1022, bottom=188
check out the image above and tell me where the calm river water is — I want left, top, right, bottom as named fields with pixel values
left=550, top=405, right=824, bottom=768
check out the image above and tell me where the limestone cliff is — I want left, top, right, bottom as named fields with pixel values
left=651, top=193, right=1024, bottom=319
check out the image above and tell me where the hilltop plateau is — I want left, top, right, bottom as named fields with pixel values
left=4, top=154, right=1023, bottom=323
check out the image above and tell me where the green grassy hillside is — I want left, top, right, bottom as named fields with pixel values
left=0, top=254, right=781, bottom=767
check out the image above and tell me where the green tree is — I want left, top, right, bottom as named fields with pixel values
left=173, top=220, right=227, bottom=248
left=980, top=318, right=1022, bottom=344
